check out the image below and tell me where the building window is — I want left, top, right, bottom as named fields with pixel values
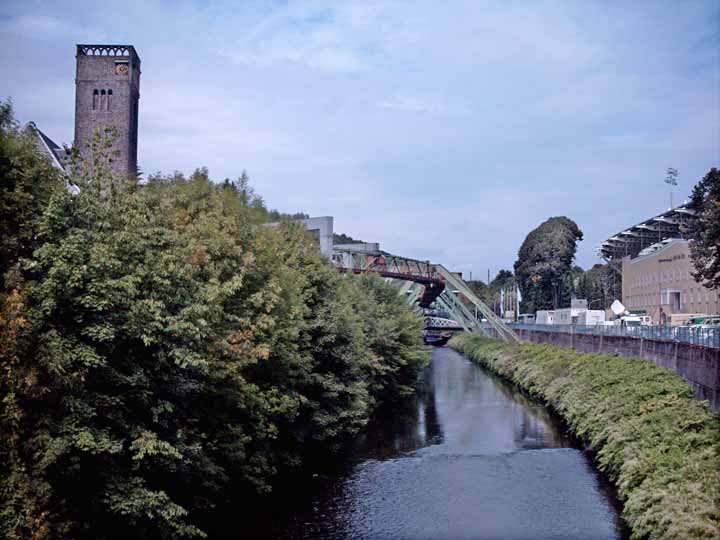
left=100, top=89, right=106, bottom=111
left=107, top=89, right=112, bottom=110
left=93, top=89, right=99, bottom=110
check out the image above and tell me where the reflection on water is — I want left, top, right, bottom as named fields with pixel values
left=226, top=347, right=629, bottom=540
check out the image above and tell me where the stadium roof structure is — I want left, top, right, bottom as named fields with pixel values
left=597, top=204, right=696, bottom=262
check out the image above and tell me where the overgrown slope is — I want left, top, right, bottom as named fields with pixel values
left=449, top=333, right=720, bottom=540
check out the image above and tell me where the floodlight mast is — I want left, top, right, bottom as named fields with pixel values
left=664, top=167, right=678, bottom=208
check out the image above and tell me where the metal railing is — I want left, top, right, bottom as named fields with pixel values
left=504, top=323, right=720, bottom=349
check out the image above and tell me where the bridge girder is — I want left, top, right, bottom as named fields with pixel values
left=333, top=248, right=445, bottom=307
left=332, top=247, right=519, bottom=344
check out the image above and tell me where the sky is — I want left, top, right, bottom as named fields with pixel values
left=2, top=0, right=719, bottom=280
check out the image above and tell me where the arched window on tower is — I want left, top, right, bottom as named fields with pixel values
left=93, top=89, right=99, bottom=110
left=107, top=89, right=113, bottom=110
left=100, top=89, right=107, bottom=111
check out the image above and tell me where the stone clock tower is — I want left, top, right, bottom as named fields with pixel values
left=74, top=44, right=140, bottom=178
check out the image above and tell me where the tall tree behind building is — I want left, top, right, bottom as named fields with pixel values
left=685, top=168, right=720, bottom=289
left=514, top=217, right=583, bottom=313
left=576, top=263, right=622, bottom=310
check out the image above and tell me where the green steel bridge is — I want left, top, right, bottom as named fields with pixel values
left=331, top=246, right=519, bottom=344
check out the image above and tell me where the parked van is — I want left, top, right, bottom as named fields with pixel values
left=669, top=313, right=709, bottom=326
left=577, top=310, right=606, bottom=325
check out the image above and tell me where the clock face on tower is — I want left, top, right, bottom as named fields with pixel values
left=115, top=63, right=129, bottom=76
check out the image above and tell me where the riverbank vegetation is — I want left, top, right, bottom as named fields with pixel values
left=0, top=103, right=428, bottom=539
left=449, top=333, right=719, bottom=540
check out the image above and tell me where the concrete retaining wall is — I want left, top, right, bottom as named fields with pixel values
left=500, top=328, right=720, bottom=411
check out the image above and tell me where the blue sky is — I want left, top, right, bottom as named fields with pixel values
left=2, top=0, right=718, bottom=279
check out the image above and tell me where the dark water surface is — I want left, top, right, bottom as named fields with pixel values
left=234, top=347, right=629, bottom=540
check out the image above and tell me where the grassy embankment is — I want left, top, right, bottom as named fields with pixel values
left=448, top=333, right=720, bottom=540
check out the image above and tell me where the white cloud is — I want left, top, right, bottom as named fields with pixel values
left=0, top=14, right=107, bottom=41
left=597, top=134, right=645, bottom=148
left=218, top=3, right=376, bottom=72
left=376, top=96, right=443, bottom=113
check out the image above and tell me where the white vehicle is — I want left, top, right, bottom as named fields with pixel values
left=536, top=310, right=555, bottom=325
left=577, top=310, right=606, bottom=325
left=610, top=301, right=646, bottom=330
left=616, top=316, right=642, bottom=329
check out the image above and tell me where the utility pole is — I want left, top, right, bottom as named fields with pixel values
left=665, top=167, right=678, bottom=209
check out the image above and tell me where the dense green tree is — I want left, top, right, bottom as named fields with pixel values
left=493, top=269, right=513, bottom=282
left=0, top=101, right=65, bottom=284
left=575, top=263, right=621, bottom=310
left=514, top=217, right=583, bottom=313
left=348, top=273, right=427, bottom=403
left=0, top=108, right=428, bottom=540
left=333, top=232, right=365, bottom=245
left=466, top=270, right=516, bottom=315
left=685, top=168, right=720, bottom=289
left=466, top=280, right=491, bottom=304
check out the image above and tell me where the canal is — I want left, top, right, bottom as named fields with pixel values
left=236, top=346, right=629, bottom=540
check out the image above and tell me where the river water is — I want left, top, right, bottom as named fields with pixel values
left=237, top=347, right=629, bottom=540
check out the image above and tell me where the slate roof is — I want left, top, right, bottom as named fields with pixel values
left=29, top=122, right=67, bottom=171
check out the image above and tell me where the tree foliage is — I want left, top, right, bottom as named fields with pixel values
left=575, top=263, right=622, bottom=310
left=685, top=168, right=720, bottom=290
left=0, top=100, right=65, bottom=282
left=467, top=270, right=515, bottom=312
left=332, top=232, right=365, bottom=245
left=0, top=104, right=428, bottom=540
left=514, top=216, right=583, bottom=313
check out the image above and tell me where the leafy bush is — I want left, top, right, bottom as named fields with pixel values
left=449, top=333, right=720, bottom=540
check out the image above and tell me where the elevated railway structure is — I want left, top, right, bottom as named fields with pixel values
left=331, top=245, right=519, bottom=344
left=332, top=248, right=444, bottom=308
